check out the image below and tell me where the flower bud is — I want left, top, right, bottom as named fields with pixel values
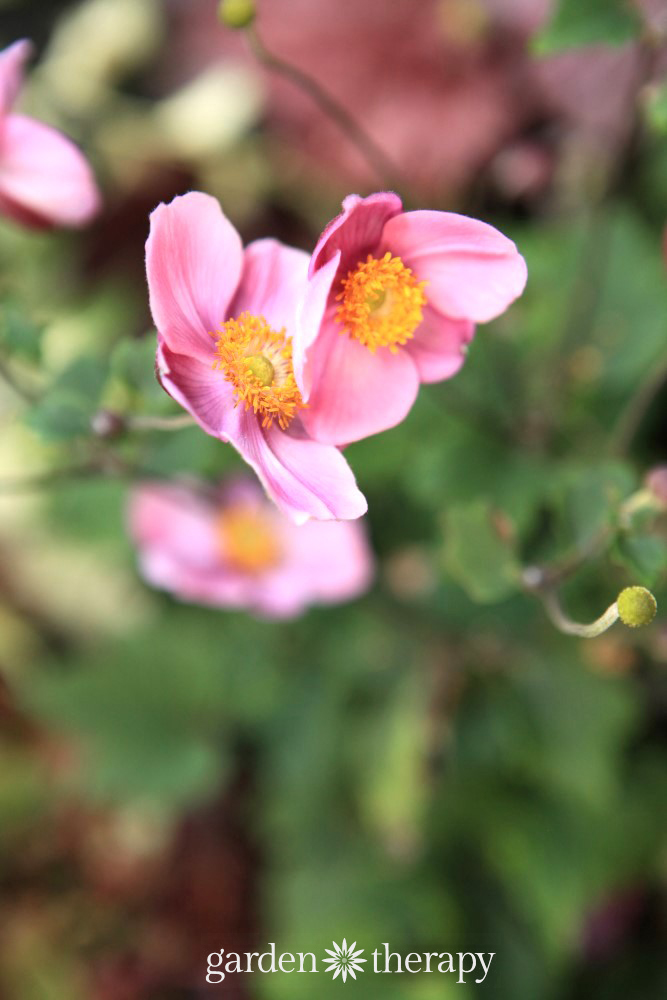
left=218, top=0, right=256, bottom=29
left=645, top=466, right=667, bottom=507
left=617, top=586, right=657, bottom=628
left=91, top=409, right=125, bottom=439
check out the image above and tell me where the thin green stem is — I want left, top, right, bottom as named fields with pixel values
left=125, top=413, right=195, bottom=432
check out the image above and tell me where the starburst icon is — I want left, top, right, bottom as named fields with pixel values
left=322, top=939, right=367, bottom=982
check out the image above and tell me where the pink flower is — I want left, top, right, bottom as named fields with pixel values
left=0, top=40, right=100, bottom=228
left=128, top=477, right=373, bottom=619
left=295, top=191, right=527, bottom=444
left=145, top=191, right=367, bottom=524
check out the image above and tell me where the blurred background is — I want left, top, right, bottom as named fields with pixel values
left=1, top=0, right=667, bottom=996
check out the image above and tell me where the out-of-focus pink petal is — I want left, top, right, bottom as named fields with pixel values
left=0, top=40, right=30, bottom=119
left=246, top=514, right=372, bottom=619
left=138, top=547, right=252, bottom=609
left=146, top=192, right=243, bottom=363
left=0, top=114, right=100, bottom=228
left=157, top=340, right=242, bottom=440
left=128, top=482, right=219, bottom=569
left=129, top=475, right=373, bottom=618
left=240, top=419, right=368, bottom=524
left=281, top=517, right=373, bottom=601
left=382, top=210, right=527, bottom=323
left=0, top=190, right=53, bottom=227
left=300, top=320, right=420, bottom=445
left=405, top=305, right=475, bottom=384
left=230, top=238, right=309, bottom=332
left=309, top=191, right=403, bottom=279
left=294, top=251, right=340, bottom=400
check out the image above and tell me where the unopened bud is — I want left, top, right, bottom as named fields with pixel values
left=91, top=409, right=125, bottom=439
left=645, top=466, right=667, bottom=507
left=617, top=586, right=657, bottom=628
left=218, top=0, right=255, bottom=29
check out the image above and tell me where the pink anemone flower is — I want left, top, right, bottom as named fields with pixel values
left=0, top=40, right=100, bottom=228
left=146, top=191, right=367, bottom=524
left=128, top=477, right=373, bottom=620
left=295, top=191, right=527, bottom=445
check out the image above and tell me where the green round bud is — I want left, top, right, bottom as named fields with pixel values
left=616, top=586, right=657, bottom=628
left=218, top=0, right=256, bottom=29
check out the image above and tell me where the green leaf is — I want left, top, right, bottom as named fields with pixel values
left=561, top=462, right=636, bottom=548
left=0, top=300, right=43, bottom=362
left=442, top=500, right=520, bottom=603
left=111, top=334, right=160, bottom=395
left=24, top=355, right=109, bottom=441
left=613, top=533, right=667, bottom=586
left=24, top=395, right=93, bottom=441
left=533, top=0, right=639, bottom=54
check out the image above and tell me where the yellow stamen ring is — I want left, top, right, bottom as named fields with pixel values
left=336, top=252, right=427, bottom=352
left=213, top=312, right=304, bottom=430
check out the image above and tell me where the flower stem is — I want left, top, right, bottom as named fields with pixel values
left=541, top=590, right=620, bottom=638
left=245, top=23, right=403, bottom=189
left=124, top=413, right=195, bottom=432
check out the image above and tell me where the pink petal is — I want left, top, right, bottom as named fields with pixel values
left=382, top=210, right=527, bottom=323
left=158, top=343, right=367, bottom=523
left=251, top=515, right=372, bottom=617
left=280, top=517, right=373, bottom=603
left=127, top=481, right=219, bottom=570
left=230, top=238, right=309, bottom=332
left=157, top=340, right=242, bottom=440
left=146, top=192, right=243, bottom=363
left=0, top=40, right=30, bottom=119
left=138, top=547, right=251, bottom=609
left=0, top=114, right=100, bottom=228
left=240, top=419, right=368, bottom=524
left=299, top=319, right=420, bottom=445
left=294, top=250, right=340, bottom=400
left=405, top=305, right=475, bottom=383
left=309, top=191, right=403, bottom=279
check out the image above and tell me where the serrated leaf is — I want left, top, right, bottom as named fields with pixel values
left=442, top=500, right=520, bottom=603
left=533, top=0, right=639, bottom=54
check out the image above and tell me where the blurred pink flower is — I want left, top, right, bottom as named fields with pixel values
left=146, top=191, right=367, bottom=524
left=128, top=477, right=373, bottom=619
left=645, top=465, right=667, bottom=507
left=163, top=0, right=550, bottom=199
left=294, top=191, right=527, bottom=444
left=0, top=40, right=100, bottom=228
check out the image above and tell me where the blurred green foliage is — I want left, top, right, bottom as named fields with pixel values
left=534, top=0, right=640, bottom=54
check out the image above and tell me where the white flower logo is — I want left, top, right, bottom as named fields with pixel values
left=322, top=939, right=367, bottom=982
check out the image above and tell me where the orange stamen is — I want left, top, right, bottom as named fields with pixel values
left=336, top=252, right=427, bottom=352
left=213, top=312, right=304, bottom=430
